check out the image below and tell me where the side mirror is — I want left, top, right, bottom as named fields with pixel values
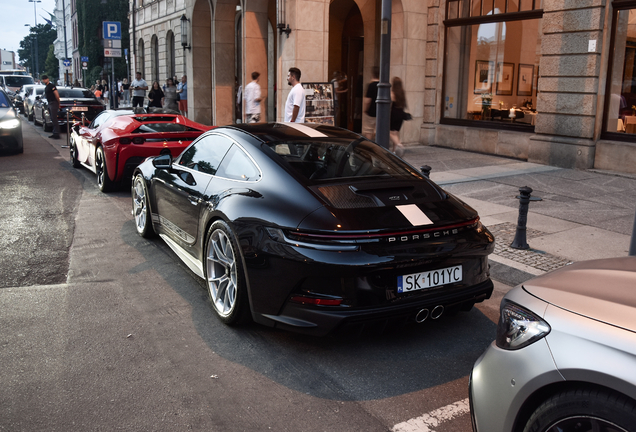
left=152, top=154, right=172, bottom=170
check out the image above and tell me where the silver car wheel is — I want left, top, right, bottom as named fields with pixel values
left=132, top=177, right=148, bottom=234
left=543, top=416, right=628, bottom=432
left=206, top=228, right=237, bottom=317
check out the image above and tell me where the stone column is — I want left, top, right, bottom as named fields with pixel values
left=244, top=0, right=269, bottom=122
left=420, top=0, right=440, bottom=145
left=530, top=1, right=606, bottom=169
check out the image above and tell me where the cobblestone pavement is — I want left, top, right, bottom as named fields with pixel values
left=487, top=222, right=572, bottom=272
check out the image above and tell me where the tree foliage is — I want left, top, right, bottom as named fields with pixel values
left=18, top=24, right=57, bottom=77
left=76, top=0, right=130, bottom=82
left=44, top=45, right=59, bottom=81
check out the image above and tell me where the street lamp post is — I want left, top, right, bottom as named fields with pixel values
left=29, top=0, right=42, bottom=80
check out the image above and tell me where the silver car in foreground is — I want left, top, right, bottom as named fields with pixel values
left=470, top=257, right=636, bottom=432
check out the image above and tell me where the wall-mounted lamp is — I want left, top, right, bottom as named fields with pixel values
left=180, top=14, right=191, bottom=51
left=276, top=0, right=291, bottom=38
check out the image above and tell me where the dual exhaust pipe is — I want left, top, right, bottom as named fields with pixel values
left=415, top=305, right=444, bottom=323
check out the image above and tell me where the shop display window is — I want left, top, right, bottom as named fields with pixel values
left=443, top=1, right=542, bottom=128
left=605, top=8, right=636, bottom=136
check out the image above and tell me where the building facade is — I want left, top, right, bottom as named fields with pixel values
left=54, top=0, right=75, bottom=84
left=129, top=0, right=636, bottom=174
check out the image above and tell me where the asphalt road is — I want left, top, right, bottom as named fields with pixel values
left=0, top=120, right=512, bottom=432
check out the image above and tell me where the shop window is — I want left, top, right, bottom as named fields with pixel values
left=443, top=2, right=542, bottom=129
left=605, top=7, right=636, bottom=136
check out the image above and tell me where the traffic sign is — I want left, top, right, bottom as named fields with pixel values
left=82, top=61, right=88, bottom=68
left=102, top=21, right=122, bottom=40
left=104, top=48, right=122, bottom=58
left=81, top=56, right=88, bottom=62
left=63, top=59, right=71, bottom=67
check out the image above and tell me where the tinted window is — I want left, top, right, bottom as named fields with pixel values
left=0, top=92, right=9, bottom=107
left=217, top=145, right=260, bottom=181
left=266, top=139, right=423, bottom=181
left=5, top=76, right=35, bottom=87
left=135, top=123, right=198, bottom=133
left=178, top=134, right=233, bottom=175
left=90, top=111, right=112, bottom=129
left=58, top=88, right=96, bottom=99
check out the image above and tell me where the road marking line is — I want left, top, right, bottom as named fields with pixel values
left=391, top=398, right=470, bottom=432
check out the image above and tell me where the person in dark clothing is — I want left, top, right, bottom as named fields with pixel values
left=362, top=66, right=379, bottom=140
left=389, top=76, right=408, bottom=157
left=147, top=81, right=164, bottom=109
left=41, top=75, right=61, bottom=139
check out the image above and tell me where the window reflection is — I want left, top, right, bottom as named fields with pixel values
left=606, top=9, right=636, bottom=134
left=444, top=10, right=541, bottom=128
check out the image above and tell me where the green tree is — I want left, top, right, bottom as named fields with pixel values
left=18, top=24, right=57, bottom=78
left=44, top=45, right=59, bottom=81
left=77, top=0, right=130, bottom=83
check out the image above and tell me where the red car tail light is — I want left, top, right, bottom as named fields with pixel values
left=132, top=137, right=145, bottom=144
left=290, top=295, right=343, bottom=306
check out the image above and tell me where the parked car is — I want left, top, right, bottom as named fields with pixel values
left=33, top=87, right=105, bottom=132
left=470, top=257, right=636, bottom=432
left=14, top=84, right=36, bottom=114
left=69, top=109, right=213, bottom=192
left=0, top=74, right=35, bottom=94
left=0, top=88, right=23, bottom=153
left=131, top=123, right=496, bottom=335
left=24, top=85, right=45, bottom=121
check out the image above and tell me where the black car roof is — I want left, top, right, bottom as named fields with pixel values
left=226, top=122, right=362, bottom=143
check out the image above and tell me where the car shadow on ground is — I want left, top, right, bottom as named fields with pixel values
left=120, top=219, right=497, bottom=402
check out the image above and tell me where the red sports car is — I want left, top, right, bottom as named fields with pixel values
left=69, top=109, right=213, bottom=192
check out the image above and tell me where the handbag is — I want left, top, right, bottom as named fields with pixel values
left=403, top=111, right=413, bottom=121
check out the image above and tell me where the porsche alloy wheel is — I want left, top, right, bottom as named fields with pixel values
left=204, top=221, right=248, bottom=324
left=95, top=146, right=113, bottom=192
left=132, top=175, right=155, bottom=238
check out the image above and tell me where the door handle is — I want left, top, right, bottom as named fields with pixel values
left=188, top=196, right=199, bottom=206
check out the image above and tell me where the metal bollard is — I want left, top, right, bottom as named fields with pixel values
left=420, top=165, right=432, bottom=179
left=510, top=186, right=533, bottom=250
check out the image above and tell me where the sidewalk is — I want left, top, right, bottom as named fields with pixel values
left=403, top=146, right=636, bottom=287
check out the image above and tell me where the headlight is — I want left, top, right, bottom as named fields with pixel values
left=496, top=300, right=550, bottom=350
left=0, top=119, right=20, bottom=129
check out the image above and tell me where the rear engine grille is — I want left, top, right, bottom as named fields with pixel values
left=317, top=185, right=377, bottom=209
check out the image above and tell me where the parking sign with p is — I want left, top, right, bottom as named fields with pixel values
left=102, top=21, right=121, bottom=40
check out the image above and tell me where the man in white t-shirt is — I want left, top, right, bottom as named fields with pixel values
left=244, top=71, right=262, bottom=123
left=130, top=72, right=148, bottom=108
left=284, top=67, right=305, bottom=123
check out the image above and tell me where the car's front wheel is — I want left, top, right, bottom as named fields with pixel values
left=70, top=140, right=80, bottom=168
left=132, top=174, right=155, bottom=238
left=95, top=146, right=114, bottom=192
left=524, top=388, right=636, bottom=432
left=204, top=220, right=249, bottom=325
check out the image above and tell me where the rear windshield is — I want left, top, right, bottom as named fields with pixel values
left=58, top=88, right=97, bottom=99
left=267, top=139, right=423, bottom=181
left=134, top=123, right=198, bottom=133
left=5, top=76, right=35, bottom=87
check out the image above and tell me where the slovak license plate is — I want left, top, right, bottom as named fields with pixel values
left=71, top=106, right=88, bottom=111
left=397, top=265, right=462, bottom=293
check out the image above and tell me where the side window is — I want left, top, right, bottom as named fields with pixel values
left=178, top=134, right=233, bottom=175
left=217, top=145, right=260, bottom=181
left=90, top=112, right=109, bottom=129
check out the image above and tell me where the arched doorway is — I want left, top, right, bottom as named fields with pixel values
left=329, top=0, right=364, bottom=132
left=151, top=35, right=159, bottom=82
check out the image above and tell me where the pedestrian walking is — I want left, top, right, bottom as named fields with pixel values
left=331, top=71, right=348, bottom=128
left=244, top=71, right=262, bottom=123
left=130, top=72, right=148, bottom=108
left=177, top=75, right=188, bottom=116
left=284, top=67, right=305, bottom=123
left=41, top=74, right=60, bottom=139
left=389, top=76, right=410, bottom=157
left=362, top=67, right=380, bottom=140
left=147, top=81, right=164, bottom=109
left=163, top=78, right=179, bottom=112
left=122, top=78, right=131, bottom=106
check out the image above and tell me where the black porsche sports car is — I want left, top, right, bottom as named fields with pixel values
left=132, top=123, right=495, bottom=335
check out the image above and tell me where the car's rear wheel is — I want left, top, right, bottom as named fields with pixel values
left=524, top=389, right=636, bottom=432
left=95, top=146, right=113, bottom=192
left=204, top=221, right=249, bottom=325
left=132, top=174, right=155, bottom=238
